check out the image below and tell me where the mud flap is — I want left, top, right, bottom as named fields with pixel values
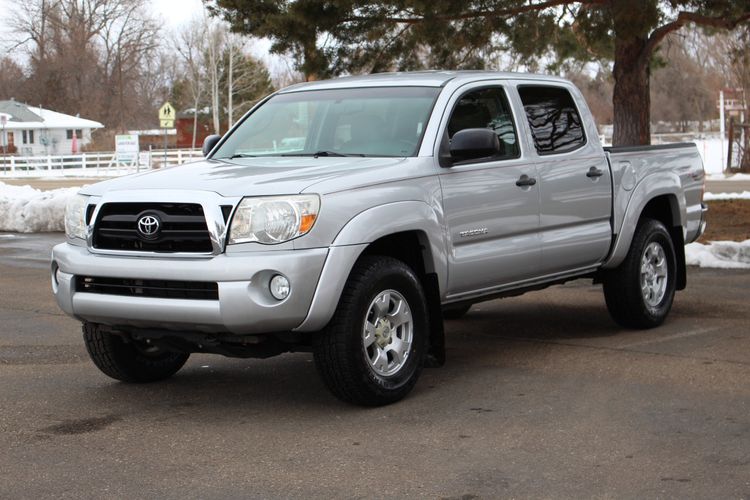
left=423, top=273, right=445, bottom=367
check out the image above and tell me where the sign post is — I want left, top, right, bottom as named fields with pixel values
left=159, top=102, right=175, bottom=167
left=115, top=134, right=140, bottom=171
left=0, top=114, right=7, bottom=155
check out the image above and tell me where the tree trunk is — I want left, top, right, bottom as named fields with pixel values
left=227, top=44, right=234, bottom=129
left=191, top=97, right=199, bottom=150
left=612, top=35, right=651, bottom=146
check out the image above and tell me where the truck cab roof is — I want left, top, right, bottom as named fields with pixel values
left=280, top=70, right=572, bottom=93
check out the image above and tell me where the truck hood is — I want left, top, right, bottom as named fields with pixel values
left=79, top=157, right=414, bottom=197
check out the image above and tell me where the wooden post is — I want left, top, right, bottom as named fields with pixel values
left=742, top=124, right=750, bottom=173
left=727, top=118, right=734, bottom=172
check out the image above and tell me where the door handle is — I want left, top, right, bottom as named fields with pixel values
left=515, top=174, right=537, bottom=187
left=586, top=166, right=604, bottom=178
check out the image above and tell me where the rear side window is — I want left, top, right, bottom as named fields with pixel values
left=518, top=86, right=585, bottom=155
left=447, top=87, right=520, bottom=160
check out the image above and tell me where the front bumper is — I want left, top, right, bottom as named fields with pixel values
left=52, top=243, right=328, bottom=334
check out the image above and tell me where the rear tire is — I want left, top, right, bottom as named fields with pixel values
left=83, top=323, right=189, bottom=383
left=313, top=256, right=428, bottom=406
left=603, top=219, right=676, bottom=329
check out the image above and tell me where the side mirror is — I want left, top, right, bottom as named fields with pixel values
left=449, top=128, right=500, bottom=163
left=202, top=134, right=222, bottom=156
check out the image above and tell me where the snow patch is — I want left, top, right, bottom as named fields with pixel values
left=704, top=191, right=750, bottom=201
left=0, top=182, right=80, bottom=233
left=685, top=240, right=750, bottom=269
left=706, top=173, right=750, bottom=181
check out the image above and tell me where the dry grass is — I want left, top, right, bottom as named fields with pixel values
left=698, top=200, right=750, bottom=243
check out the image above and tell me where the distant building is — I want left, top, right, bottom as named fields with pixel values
left=176, top=108, right=214, bottom=149
left=0, top=100, right=104, bottom=156
left=127, top=128, right=177, bottom=150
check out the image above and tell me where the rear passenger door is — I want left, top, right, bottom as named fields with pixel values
left=517, top=84, right=612, bottom=275
left=438, top=84, right=541, bottom=298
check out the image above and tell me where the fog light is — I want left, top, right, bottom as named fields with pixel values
left=269, top=274, right=290, bottom=300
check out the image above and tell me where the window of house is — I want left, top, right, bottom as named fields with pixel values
left=446, top=87, right=520, bottom=161
left=66, top=129, right=83, bottom=139
left=29, top=130, right=34, bottom=144
left=22, top=130, right=27, bottom=144
left=518, top=86, right=586, bottom=155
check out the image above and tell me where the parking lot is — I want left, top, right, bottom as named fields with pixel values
left=1, top=233, right=749, bottom=499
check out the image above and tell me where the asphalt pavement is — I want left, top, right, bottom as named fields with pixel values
left=0, top=233, right=749, bottom=499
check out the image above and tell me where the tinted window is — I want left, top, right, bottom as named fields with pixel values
left=518, top=86, right=585, bottom=155
left=447, top=87, right=520, bottom=160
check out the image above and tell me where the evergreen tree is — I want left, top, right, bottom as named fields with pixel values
left=208, top=0, right=750, bottom=145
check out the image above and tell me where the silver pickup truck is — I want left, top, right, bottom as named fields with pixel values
left=52, top=71, right=707, bottom=405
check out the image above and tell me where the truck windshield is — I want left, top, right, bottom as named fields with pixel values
left=212, top=86, right=440, bottom=159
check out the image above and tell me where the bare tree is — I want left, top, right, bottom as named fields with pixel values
left=174, top=17, right=208, bottom=148
left=9, top=0, right=161, bottom=131
left=225, top=37, right=274, bottom=129
left=0, top=58, right=27, bottom=100
left=204, top=16, right=225, bottom=135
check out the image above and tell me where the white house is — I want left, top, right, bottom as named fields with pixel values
left=0, top=100, right=104, bottom=156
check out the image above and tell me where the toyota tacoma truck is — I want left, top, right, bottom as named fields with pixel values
left=52, top=71, right=707, bottom=406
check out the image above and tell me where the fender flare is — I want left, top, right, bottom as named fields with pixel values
left=603, top=172, right=685, bottom=269
left=295, top=201, right=448, bottom=332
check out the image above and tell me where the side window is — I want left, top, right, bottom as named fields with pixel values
left=518, top=86, right=585, bottom=155
left=447, top=87, right=520, bottom=160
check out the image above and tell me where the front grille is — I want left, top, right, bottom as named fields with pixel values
left=93, top=203, right=212, bottom=253
left=76, top=276, right=219, bottom=300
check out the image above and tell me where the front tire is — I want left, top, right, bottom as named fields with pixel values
left=83, top=323, right=189, bottom=383
left=313, top=256, right=429, bottom=406
left=603, top=219, right=677, bottom=329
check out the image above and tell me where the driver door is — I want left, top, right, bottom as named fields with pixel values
left=438, top=85, right=541, bottom=299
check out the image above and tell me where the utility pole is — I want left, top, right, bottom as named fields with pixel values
left=720, top=90, right=726, bottom=172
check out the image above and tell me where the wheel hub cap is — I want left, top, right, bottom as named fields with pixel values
left=363, top=290, right=413, bottom=377
left=640, top=241, right=668, bottom=307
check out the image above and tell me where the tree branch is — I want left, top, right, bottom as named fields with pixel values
left=344, top=0, right=605, bottom=25
left=643, top=11, right=750, bottom=64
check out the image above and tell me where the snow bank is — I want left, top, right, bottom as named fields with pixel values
left=0, top=182, right=80, bottom=233
left=706, top=173, right=750, bottom=181
left=704, top=191, right=750, bottom=201
left=685, top=240, right=750, bottom=269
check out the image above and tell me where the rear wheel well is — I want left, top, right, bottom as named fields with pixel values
left=639, top=195, right=686, bottom=290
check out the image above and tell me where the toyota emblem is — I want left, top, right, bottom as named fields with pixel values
left=137, top=215, right=161, bottom=239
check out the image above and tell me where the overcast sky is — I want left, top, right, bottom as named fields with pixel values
left=0, top=0, right=283, bottom=73
left=0, top=0, right=205, bottom=43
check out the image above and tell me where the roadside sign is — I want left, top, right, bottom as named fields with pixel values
left=159, top=102, right=175, bottom=121
left=160, top=119, right=175, bottom=128
left=115, top=134, right=139, bottom=164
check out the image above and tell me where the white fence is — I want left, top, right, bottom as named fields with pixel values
left=0, top=148, right=204, bottom=178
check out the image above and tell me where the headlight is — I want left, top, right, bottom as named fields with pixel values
left=64, top=194, right=89, bottom=240
left=228, top=195, right=320, bottom=244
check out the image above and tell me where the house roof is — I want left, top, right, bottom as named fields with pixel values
left=0, top=100, right=104, bottom=131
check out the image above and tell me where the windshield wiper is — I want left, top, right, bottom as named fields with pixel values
left=281, top=151, right=366, bottom=158
left=226, top=153, right=256, bottom=159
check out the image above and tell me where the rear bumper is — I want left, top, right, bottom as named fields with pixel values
left=697, top=202, right=708, bottom=240
left=52, top=243, right=328, bottom=334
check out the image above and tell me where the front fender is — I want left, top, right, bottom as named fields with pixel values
left=603, top=172, right=685, bottom=269
left=294, top=201, right=447, bottom=332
